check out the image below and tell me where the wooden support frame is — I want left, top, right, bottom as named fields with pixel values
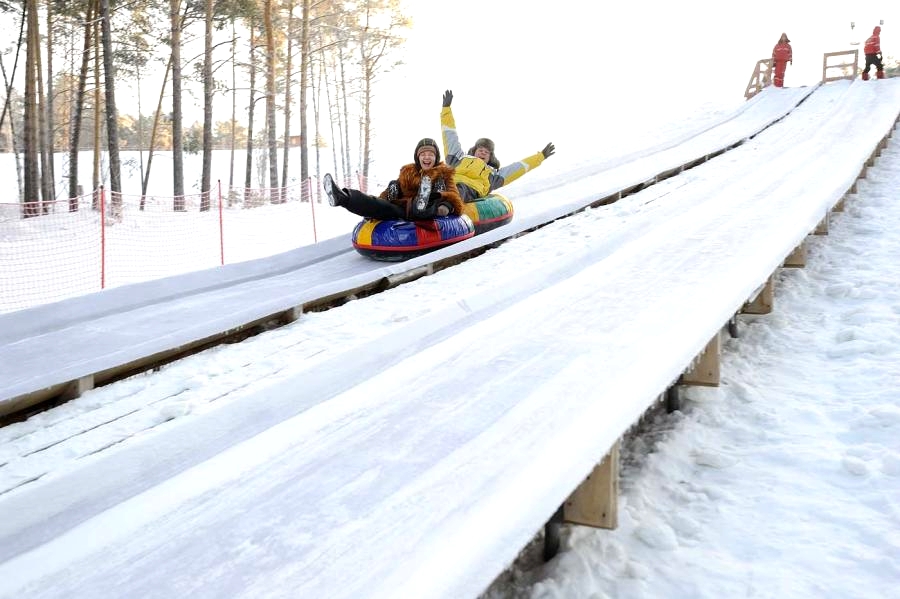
left=783, top=243, right=807, bottom=268
left=681, top=331, right=721, bottom=386
left=822, top=49, right=859, bottom=83
left=745, top=58, right=772, bottom=100
left=743, top=275, right=775, bottom=315
left=563, top=441, right=620, bottom=529
left=815, top=213, right=829, bottom=235
left=833, top=196, right=846, bottom=212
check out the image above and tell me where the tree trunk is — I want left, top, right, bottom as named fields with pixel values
left=99, top=0, right=121, bottom=206
left=298, top=0, right=310, bottom=197
left=338, top=44, right=351, bottom=183
left=263, top=0, right=279, bottom=200
left=280, top=0, right=294, bottom=191
left=43, top=4, right=55, bottom=208
left=170, top=0, right=185, bottom=210
left=244, top=19, right=256, bottom=192
left=228, top=18, right=236, bottom=194
left=141, top=56, right=173, bottom=209
left=23, top=0, right=41, bottom=217
left=200, top=0, right=214, bottom=211
left=92, top=6, right=101, bottom=209
left=68, top=3, right=94, bottom=211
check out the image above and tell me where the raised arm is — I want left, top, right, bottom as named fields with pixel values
left=440, top=90, right=464, bottom=168
left=489, top=143, right=555, bottom=192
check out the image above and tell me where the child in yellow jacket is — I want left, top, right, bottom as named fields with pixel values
left=440, top=89, right=555, bottom=202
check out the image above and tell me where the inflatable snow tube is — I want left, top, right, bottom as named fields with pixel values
left=462, top=193, right=514, bottom=234
left=352, top=214, right=476, bottom=261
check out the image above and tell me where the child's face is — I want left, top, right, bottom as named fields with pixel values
left=418, top=149, right=436, bottom=168
left=474, top=146, right=491, bottom=161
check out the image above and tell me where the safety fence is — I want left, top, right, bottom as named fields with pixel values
left=0, top=173, right=374, bottom=314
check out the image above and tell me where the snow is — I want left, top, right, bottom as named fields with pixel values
left=1, top=77, right=899, bottom=599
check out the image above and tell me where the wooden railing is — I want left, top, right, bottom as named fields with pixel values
left=745, top=58, right=773, bottom=99
left=823, top=49, right=859, bottom=83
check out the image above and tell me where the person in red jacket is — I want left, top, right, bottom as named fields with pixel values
left=862, top=25, right=884, bottom=81
left=771, top=33, right=792, bottom=88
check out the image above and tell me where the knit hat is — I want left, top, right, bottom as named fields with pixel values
left=468, top=137, right=499, bottom=168
left=414, top=138, right=440, bottom=168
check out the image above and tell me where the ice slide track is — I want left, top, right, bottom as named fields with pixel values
left=0, top=86, right=821, bottom=423
left=1, top=80, right=900, bottom=598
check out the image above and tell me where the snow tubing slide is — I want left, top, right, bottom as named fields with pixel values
left=351, top=193, right=514, bottom=261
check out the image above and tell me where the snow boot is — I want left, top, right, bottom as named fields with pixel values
left=323, top=173, right=345, bottom=207
left=862, top=71, right=870, bottom=81
left=876, top=70, right=885, bottom=80
left=410, top=175, right=433, bottom=218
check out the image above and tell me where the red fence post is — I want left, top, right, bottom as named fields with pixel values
left=308, top=177, right=318, bottom=243
left=218, top=180, right=225, bottom=265
left=100, top=186, right=106, bottom=290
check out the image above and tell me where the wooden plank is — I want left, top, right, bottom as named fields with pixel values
left=563, top=442, right=620, bottom=529
left=815, top=213, right=829, bottom=235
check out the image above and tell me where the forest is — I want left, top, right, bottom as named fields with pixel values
left=0, top=0, right=410, bottom=213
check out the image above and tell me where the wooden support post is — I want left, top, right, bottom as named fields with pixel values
left=743, top=276, right=775, bottom=315
left=783, top=243, right=806, bottom=268
left=564, top=442, right=620, bottom=530
left=281, top=305, right=303, bottom=325
left=665, top=385, right=681, bottom=412
left=62, top=375, right=95, bottom=400
left=849, top=180, right=858, bottom=194
left=543, top=505, right=565, bottom=561
left=867, top=151, right=876, bottom=167
left=681, top=331, right=721, bottom=387
left=814, top=213, right=829, bottom=235
left=833, top=196, right=846, bottom=212
left=859, top=164, right=867, bottom=179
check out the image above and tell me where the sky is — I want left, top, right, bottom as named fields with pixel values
left=373, top=0, right=899, bottom=167
left=0, top=78, right=898, bottom=598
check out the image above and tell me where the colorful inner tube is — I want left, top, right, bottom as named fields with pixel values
left=462, top=193, right=514, bottom=234
left=352, top=214, right=476, bottom=261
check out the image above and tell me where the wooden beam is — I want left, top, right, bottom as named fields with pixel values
left=783, top=243, right=806, bottom=268
left=564, top=442, right=620, bottom=529
left=681, top=331, right=721, bottom=386
left=815, top=213, right=829, bottom=235
left=833, top=196, right=846, bottom=212
left=743, top=276, right=775, bottom=315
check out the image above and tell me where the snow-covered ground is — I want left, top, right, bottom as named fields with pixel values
left=0, top=79, right=899, bottom=598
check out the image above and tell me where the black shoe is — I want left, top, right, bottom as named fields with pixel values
left=412, top=176, right=432, bottom=215
left=323, top=174, right=344, bottom=207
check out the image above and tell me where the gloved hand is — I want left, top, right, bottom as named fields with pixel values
left=442, top=90, right=453, bottom=107
left=436, top=202, right=452, bottom=217
left=541, top=142, right=556, bottom=159
left=429, top=190, right=442, bottom=201
left=386, top=180, right=401, bottom=200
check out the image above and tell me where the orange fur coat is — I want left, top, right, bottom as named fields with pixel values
left=379, top=163, right=465, bottom=217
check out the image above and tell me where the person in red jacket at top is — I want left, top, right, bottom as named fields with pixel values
left=771, top=33, right=792, bottom=88
left=862, top=25, right=884, bottom=81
